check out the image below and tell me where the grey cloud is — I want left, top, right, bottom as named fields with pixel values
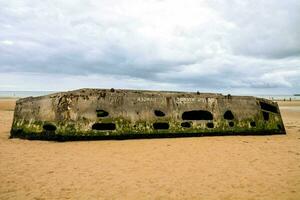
left=211, top=0, right=300, bottom=59
left=0, top=0, right=300, bottom=93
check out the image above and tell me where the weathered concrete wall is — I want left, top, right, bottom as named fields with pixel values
left=10, top=88, right=285, bottom=140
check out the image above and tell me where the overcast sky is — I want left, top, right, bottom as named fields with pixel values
left=0, top=0, right=300, bottom=94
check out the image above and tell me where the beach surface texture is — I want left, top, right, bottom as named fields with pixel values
left=0, top=99, right=299, bottom=199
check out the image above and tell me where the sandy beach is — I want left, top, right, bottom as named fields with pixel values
left=0, top=99, right=299, bottom=200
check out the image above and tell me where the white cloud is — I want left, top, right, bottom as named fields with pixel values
left=1, top=40, right=14, bottom=45
left=0, top=0, right=299, bottom=94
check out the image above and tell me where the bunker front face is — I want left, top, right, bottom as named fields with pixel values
left=10, top=89, right=285, bottom=140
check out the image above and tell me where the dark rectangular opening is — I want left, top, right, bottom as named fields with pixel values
left=153, top=122, right=169, bottom=130
left=182, top=110, right=213, bottom=120
left=43, top=123, right=57, bottom=131
left=92, top=123, right=116, bottom=130
left=259, top=102, right=278, bottom=113
left=262, top=111, right=269, bottom=121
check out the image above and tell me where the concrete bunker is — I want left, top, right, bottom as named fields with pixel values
left=10, top=88, right=286, bottom=140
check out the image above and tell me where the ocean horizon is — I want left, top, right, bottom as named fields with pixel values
left=1, top=90, right=299, bottom=100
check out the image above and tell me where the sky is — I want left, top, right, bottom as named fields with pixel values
left=0, top=0, right=300, bottom=94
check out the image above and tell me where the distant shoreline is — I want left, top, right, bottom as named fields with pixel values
left=0, top=97, right=19, bottom=100
left=0, top=91, right=57, bottom=99
left=1, top=90, right=300, bottom=100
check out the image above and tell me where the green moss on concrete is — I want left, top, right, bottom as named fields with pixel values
left=10, top=113, right=285, bottom=141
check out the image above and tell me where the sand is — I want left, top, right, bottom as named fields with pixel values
left=0, top=99, right=299, bottom=200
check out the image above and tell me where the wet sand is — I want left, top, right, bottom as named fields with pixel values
left=0, top=99, right=299, bottom=199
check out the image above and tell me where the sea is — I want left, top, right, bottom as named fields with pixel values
left=0, top=91, right=300, bottom=100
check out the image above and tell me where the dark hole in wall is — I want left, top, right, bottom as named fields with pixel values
left=229, top=121, right=234, bottom=127
left=262, top=111, right=269, bottom=121
left=153, top=122, right=169, bottom=130
left=206, top=122, right=214, bottom=128
left=181, top=122, right=191, bottom=128
left=154, top=110, right=165, bottom=117
left=259, top=102, right=278, bottom=113
left=250, top=121, right=256, bottom=127
left=16, top=129, right=23, bottom=134
left=92, top=123, right=116, bottom=130
left=224, top=110, right=234, bottom=120
left=43, top=124, right=57, bottom=131
left=96, top=109, right=109, bottom=117
left=182, top=110, right=213, bottom=120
